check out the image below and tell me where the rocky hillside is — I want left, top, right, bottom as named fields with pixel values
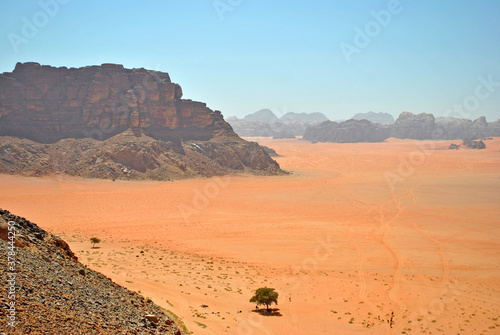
left=0, top=63, right=283, bottom=179
left=0, top=129, right=282, bottom=180
left=0, top=208, right=183, bottom=334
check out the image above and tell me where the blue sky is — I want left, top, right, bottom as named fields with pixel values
left=1, top=0, right=499, bottom=121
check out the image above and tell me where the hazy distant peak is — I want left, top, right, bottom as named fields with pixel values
left=351, top=111, right=394, bottom=125
left=244, top=109, right=279, bottom=123
left=279, top=112, right=329, bottom=124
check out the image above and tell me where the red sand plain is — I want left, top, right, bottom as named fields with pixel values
left=1, top=137, right=499, bottom=334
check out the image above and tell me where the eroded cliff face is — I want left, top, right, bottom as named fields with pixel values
left=0, top=63, right=283, bottom=179
left=0, top=62, right=233, bottom=143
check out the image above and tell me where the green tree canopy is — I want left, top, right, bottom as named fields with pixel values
left=250, top=287, right=279, bottom=311
left=90, top=237, right=101, bottom=248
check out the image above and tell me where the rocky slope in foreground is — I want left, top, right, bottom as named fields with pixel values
left=0, top=63, right=283, bottom=180
left=0, top=208, right=183, bottom=334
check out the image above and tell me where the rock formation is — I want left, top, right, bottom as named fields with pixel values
left=390, top=112, right=437, bottom=140
left=436, top=116, right=500, bottom=139
left=462, top=139, right=486, bottom=149
left=0, top=63, right=283, bottom=179
left=0, top=208, right=182, bottom=334
left=0, top=62, right=231, bottom=143
left=303, top=119, right=390, bottom=143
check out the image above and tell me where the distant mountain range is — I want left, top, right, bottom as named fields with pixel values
left=227, top=110, right=330, bottom=138
left=303, top=112, right=500, bottom=143
left=227, top=110, right=392, bottom=138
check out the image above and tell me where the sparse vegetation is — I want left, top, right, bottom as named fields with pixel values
left=250, top=287, right=279, bottom=311
left=90, top=237, right=101, bottom=248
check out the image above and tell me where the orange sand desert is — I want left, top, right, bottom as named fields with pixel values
left=1, top=137, right=499, bottom=334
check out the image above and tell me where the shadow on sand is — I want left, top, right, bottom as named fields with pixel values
left=252, top=308, right=282, bottom=317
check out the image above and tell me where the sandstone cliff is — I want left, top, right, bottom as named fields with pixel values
left=0, top=62, right=232, bottom=143
left=0, top=63, right=283, bottom=179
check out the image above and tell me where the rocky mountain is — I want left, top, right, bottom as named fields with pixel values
left=0, top=208, right=183, bottom=334
left=0, top=63, right=283, bottom=179
left=243, top=109, right=279, bottom=123
left=303, top=119, right=390, bottom=143
left=390, top=112, right=437, bottom=140
left=351, top=111, right=394, bottom=125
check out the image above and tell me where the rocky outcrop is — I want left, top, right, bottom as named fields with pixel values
left=0, top=63, right=283, bottom=179
left=390, top=112, right=437, bottom=140
left=351, top=111, right=394, bottom=125
left=303, top=119, right=390, bottom=143
left=462, top=139, right=486, bottom=149
left=0, top=62, right=233, bottom=143
left=436, top=116, right=500, bottom=139
left=0, top=208, right=183, bottom=334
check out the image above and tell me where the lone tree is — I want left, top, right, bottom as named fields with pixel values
left=250, top=287, right=279, bottom=311
left=90, top=237, right=101, bottom=248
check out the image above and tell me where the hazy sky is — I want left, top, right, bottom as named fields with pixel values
left=1, top=0, right=499, bottom=121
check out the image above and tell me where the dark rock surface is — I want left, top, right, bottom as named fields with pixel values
left=462, top=139, right=486, bottom=149
left=0, top=208, right=183, bottom=335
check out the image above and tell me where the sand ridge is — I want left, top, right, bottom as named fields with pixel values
left=1, top=137, right=499, bottom=334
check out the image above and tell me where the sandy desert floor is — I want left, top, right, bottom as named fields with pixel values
left=1, top=137, right=500, bottom=334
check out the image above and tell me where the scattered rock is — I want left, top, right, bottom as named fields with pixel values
left=462, top=139, right=486, bottom=149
